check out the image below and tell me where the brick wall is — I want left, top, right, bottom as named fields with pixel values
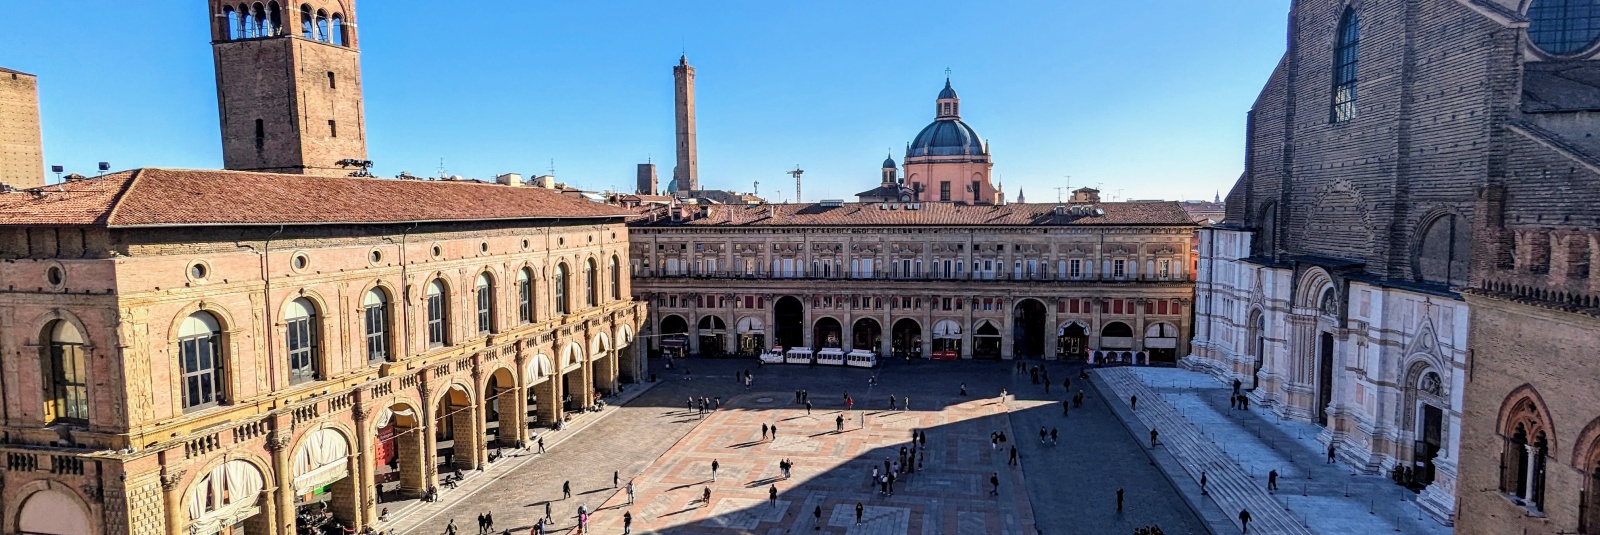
left=0, top=70, right=44, bottom=189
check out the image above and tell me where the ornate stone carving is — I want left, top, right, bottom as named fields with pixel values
left=267, top=431, right=292, bottom=452
left=160, top=467, right=188, bottom=491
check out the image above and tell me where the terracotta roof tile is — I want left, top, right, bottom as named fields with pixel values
left=0, top=168, right=631, bottom=227
left=632, top=201, right=1194, bottom=228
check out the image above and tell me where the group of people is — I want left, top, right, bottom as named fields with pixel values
left=870, top=430, right=929, bottom=496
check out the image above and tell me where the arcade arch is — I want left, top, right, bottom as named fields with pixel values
left=14, top=488, right=91, bottom=535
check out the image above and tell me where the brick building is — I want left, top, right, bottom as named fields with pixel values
left=1186, top=0, right=1600, bottom=528
left=0, top=3, right=645, bottom=535
left=0, top=67, right=45, bottom=189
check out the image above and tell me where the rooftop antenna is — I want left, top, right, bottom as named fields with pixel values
left=436, top=158, right=446, bottom=179
left=787, top=166, right=804, bottom=204
left=548, top=159, right=556, bottom=177
left=1114, top=188, right=1125, bottom=202
left=753, top=180, right=760, bottom=196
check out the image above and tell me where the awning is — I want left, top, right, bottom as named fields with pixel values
left=737, top=317, right=765, bottom=334
left=932, top=320, right=962, bottom=339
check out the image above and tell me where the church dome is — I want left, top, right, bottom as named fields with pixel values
left=908, top=119, right=987, bottom=158
left=882, top=155, right=897, bottom=168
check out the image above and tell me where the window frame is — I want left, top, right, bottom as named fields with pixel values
left=517, top=268, right=534, bottom=324
left=45, top=321, right=90, bottom=424
left=1527, top=0, right=1600, bottom=57
left=179, top=313, right=225, bottom=412
left=554, top=263, right=570, bottom=315
left=285, top=298, right=320, bottom=385
left=1330, top=7, right=1361, bottom=123
left=363, top=288, right=390, bottom=364
left=426, top=280, right=449, bottom=348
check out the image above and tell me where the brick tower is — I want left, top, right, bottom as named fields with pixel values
left=673, top=55, right=698, bottom=192
left=0, top=67, right=44, bottom=189
left=209, top=0, right=367, bottom=176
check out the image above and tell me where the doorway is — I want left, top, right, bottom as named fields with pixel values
left=774, top=296, right=804, bottom=349
left=1013, top=299, right=1047, bottom=359
left=1318, top=332, right=1335, bottom=426
left=1057, top=323, right=1088, bottom=360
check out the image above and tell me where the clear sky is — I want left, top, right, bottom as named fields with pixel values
left=3, top=1, right=1288, bottom=202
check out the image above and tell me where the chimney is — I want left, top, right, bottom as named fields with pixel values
left=533, top=175, right=556, bottom=189
left=496, top=173, right=523, bottom=187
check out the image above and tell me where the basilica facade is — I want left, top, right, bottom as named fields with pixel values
left=1186, top=0, right=1600, bottom=529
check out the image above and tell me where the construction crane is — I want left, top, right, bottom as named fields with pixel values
left=787, top=166, right=804, bottom=204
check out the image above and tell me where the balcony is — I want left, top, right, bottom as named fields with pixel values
left=632, top=269, right=1186, bottom=284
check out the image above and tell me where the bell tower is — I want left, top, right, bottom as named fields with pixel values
left=210, top=0, right=367, bottom=176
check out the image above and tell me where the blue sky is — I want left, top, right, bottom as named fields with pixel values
left=3, top=1, right=1288, bottom=202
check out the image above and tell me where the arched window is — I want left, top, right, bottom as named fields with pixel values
left=1331, top=7, right=1360, bottom=123
left=300, top=4, right=313, bottom=38
left=426, top=280, right=448, bottom=348
left=330, top=13, right=346, bottom=45
left=363, top=288, right=389, bottom=364
left=266, top=1, right=282, bottom=35
left=1416, top=213, right=1471, bottom=287
left=610, top=255, right=621, bottom=301
left=1528, top=0, right=1600, bottom=56
left=224, top=7, right=240, bottom=40
left=1500, top=397, right=1552, bottom=512
left=517, top=268, right=534, bottom=324
left=476, top=273, right=494, bottom=335
left=315, top=10, right=330, bottom=42
left=585, top=259, right=599, bottom=308
left=554, top=263, right=570, bottom=315
left=179, top=312, right=225, bottom=411
left=251, top=3, right=268, bottom=37
left=44, top=320, right=89, bottom=424
left=285, top=297, right=320, bottom=384
left=242, top=7, right=258, bottom=38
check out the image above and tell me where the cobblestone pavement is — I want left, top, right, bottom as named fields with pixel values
left=396, top=358, right=1204, bottom=535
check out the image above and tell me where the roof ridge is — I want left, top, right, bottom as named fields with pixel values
left=102, top=168, right=146, bottom=226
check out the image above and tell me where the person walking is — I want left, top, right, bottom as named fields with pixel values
left=1008, top=445, right=1019, bottom=466
left=534, top=517, right=546, bottom=535
left=702, top=486, right=711, bottom=505
left=711, top=459, right=719, bottom=482
left=544, top=501, right=552, bottom=524
left=1150, top=428, right=1160, bottom=448
left=1327, top=444, right=1337, bottom=463
left=1267, top=469, right=1278, bottom=492
left=1130, top=395, right=1138, bottom=410
left=1039, top=426, right=1048, bottom=444
left=855, top=502, right=864, bottom=525
left=537, top=436, right=546, bottom=454
left=1063, top=399, right=1070, bottom=417
left=445, top=518, right=458, bottom=535
left=813, top=505, right=823, bottom=530
left=1232, top=378, right=1242, bottom=396
left=989, top=472, right=1000, bottom=496
left=622, top=511, right=632, bottom=535
left=960, top=382, right=968, bottom=396
left=1238, top=509, right=1252, bottom=533
left=889, top=395, right=897, bottom=411
left=476, top=513, right=486, bottom=535
left=485, top=512, right=494, bottom=534
left=613, top=470, right=619, bottom=489
left=1050, top=427, right=1058, bottom=445
left=902, top=395, right=909, bottom=411
left=769, top=484, right=778, bottom=507
left=991, top=433, right=999, bottom=451
left=1064, top=377, right=1071, bottom=392
left=1200, top=471, right=1209, bottom=495
left=562, top=480, right=571, bottom=500
left=771, top=424, right=778, bottom=440
left=1116, top=488, right=1125, bottom=512
left=627, top=480, right=635, bottom=504
left=836, top=414, right=844, bottom=433
left=805, top=400, right=813, bottom=415
left=1044, top=380, right=1051, bottom=394
left=762, top=423, right=769, bottom=441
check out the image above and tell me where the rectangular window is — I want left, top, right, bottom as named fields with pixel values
left=365, top=303, right=387, bottom=363
left=1114, top=259, right=1126, bottom=278
left=329, top=119, right=338, bottom=138
left=1070, top=259, right=1082, bottom=278
left=1159, top=259, right=1172, bottom=278
left=972, top=181, right=981, bottom=200
left=49, top=342, right=89, bottom=422
left=427, top=293, right=446, bottom=348
left=477, top=288, right=492, bottom=334
left=180, top=335, right=221, bottom=410
left=669, top=295, right=678, bottom=308
left=1113, top=300, right=1124, bottom=315
left=1158, top=301, right=1169, bottom=315
left=940, top=181, right=951, bottom=202
left=327, top=71, right=336, bottom=89
left=518, top=279, right=533, bottom=323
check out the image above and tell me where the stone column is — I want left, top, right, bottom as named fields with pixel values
left=268, top=429, right=294, bottom=535
left=352, top=403, right=376, bottom=527
left=1134, top=298, right=1148, bottom=354
left=726, top=294, right=738, bottom=354
left=534, top=379, right=559, bottom=426
left=159, top=466, right=188, bottom=535
left=451, top=403, right=481, bottom=470
left=842, top=308, right=854, bottom=350
left=960, top=297, right=972, bottom=359
left=688, top=294, right=701, bottom=354
left=420, top=382, right=440, bottom=491
left=764, top=294, right=777, bottom=349
left=1089, top=298, right=1104, bottom=349
left=1000, top=296, right=1014, bottom=360
left=1045, top=297, right=1060, bottom=360
left=880, top=307, right=893, bottom=355
left=499, top=386, right=524, bottom=447
left=802, top=293, right=814, bottom=349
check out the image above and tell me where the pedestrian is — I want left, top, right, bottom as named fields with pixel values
left=806, top=400, right=813, bottom=415
left=1050, top=427, right=1058, bottom=445
left=889, top=395, right=897, bottom=411
left=918, top=431, right=926, bottom=447
left=1150, top=428, right=1159, bottom=448
left=702, top=486, right=711, bottom=505
left=688, top=396, right=694, bottom=412
left=623, top=511, right=633, bottom=535
left=771, top=424, right=778, bottom=439
left=960, top=382, right=968, bottom=396
left=991, top=434, right=999, bottom=450
left=613, top=470, right=619, bottom=489
left=802, top=390, right=808, bottom=403
left=485, top=512, right=494, bottom=533
left=627, top=480, right=636, bottom=504
left=836, top=414, right=844, bottom=433
left=1064, top=377, right=1071, bottom=392
left=1130, top=395, right=1138, bottom=410
left=989, top=472, right=1000, bottom=496
left=1063, top=399, right=1070, bottom=416
left=1039, top=426, right=1047, bottom=444
left=1241, top=395, right=1250, bottom=411
left=562, top=480, right=571, bottom=500
left=762, top=423, right=769, bottom=440
left=769, top=484, right=778, bottom=507
left=1239, top=509, right=1252, bottom=533
left=846, top=397, right=853, bottom=410
left=1233, top=378, right=1242, bottom=396
left=1008, top=445, right=1018, bottom=466
left=902, top=395, right=909, bottom=411
left=544, top=501, right=552, bottom=524
left=796, top=390, right=802, bottom=404
left=879, top=474, right=888, bottom=495
left=1116, top=488, right=1124, bottom=512
left=855, top=502, right=864, bottom=525
left=537, top=436, right=546, bottom=454
left=1267, top=469, right=1278, bottom=492
left=1230, top=394, right=1238, bottom=409
left=446, top=518, right=458, bottom=535
left=1327, top=444, right=1337, bottom=463
left=535, top=517, right=546, bottom=535
left=814, top=505, right=823, bottom=530
left=1200, top=471, right=1209, bottom=495
left=714, top=396, right=721, bottom=409
left=477, top=513, right=486, bottom=535
left=711, top=459, right=720, bottom=482
left=871, top=466, right=879, bottom=488
left=1044, top=380, right=1051, bottom=394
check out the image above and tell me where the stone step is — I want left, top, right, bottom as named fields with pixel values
left=1096, top=368, right=1312, bottom=535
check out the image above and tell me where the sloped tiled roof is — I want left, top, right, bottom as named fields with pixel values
left=0, top=168, right=631, bottom=227
left=632, top=201, right=1193, bottom=228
